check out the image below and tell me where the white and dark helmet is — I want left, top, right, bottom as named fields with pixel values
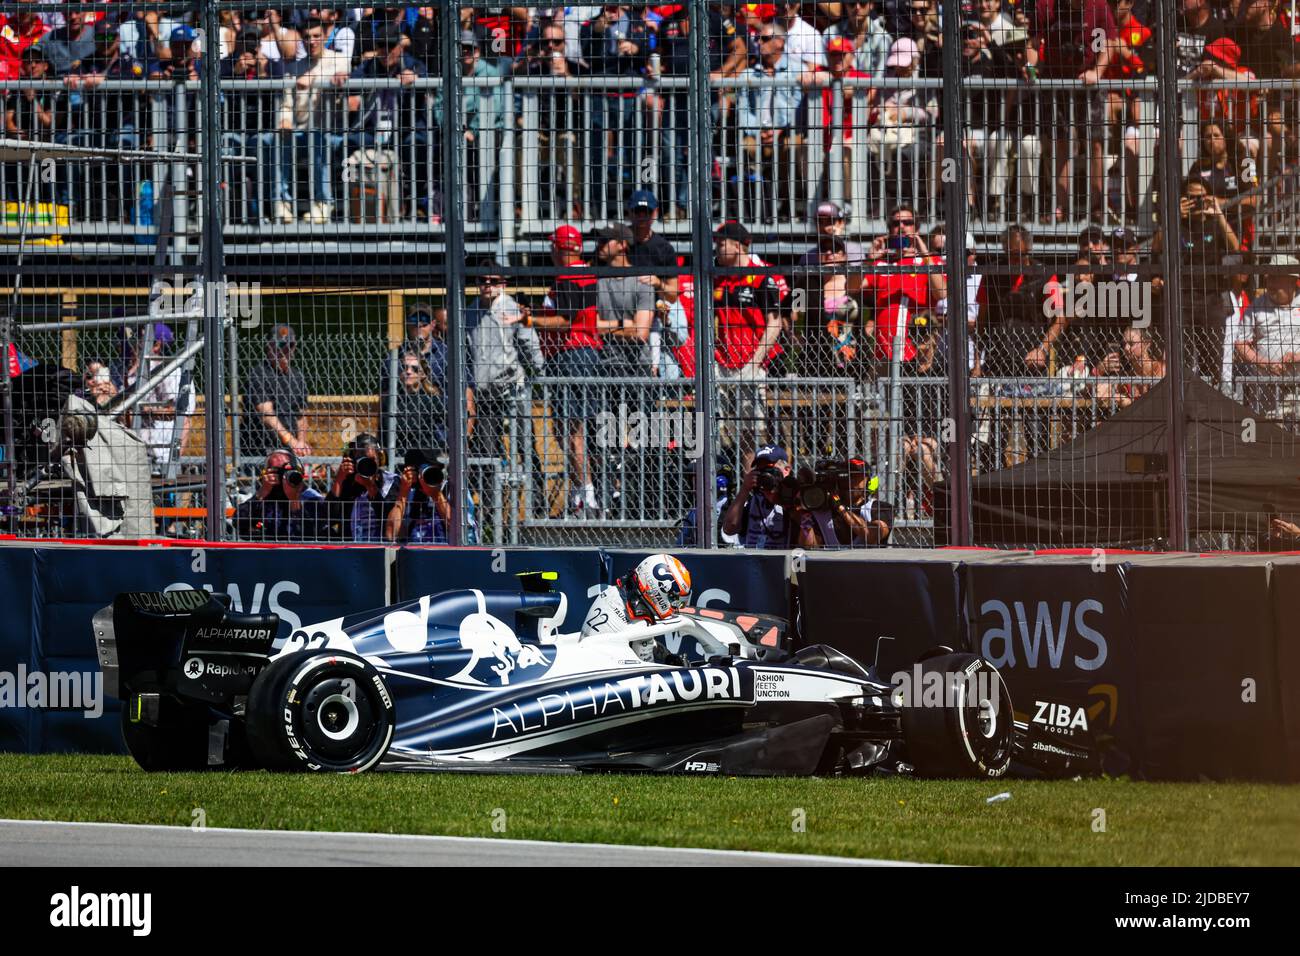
left=625, top=553, right=692, bottom=623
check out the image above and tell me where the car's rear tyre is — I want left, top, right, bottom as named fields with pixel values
left=899, top=653, right=1013, bottom=779
left=245, top=651, right=395, bottom=773
left=120, top=694, right=211, bottom=772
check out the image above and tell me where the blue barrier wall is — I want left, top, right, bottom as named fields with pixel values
left=1, top=542, right=1296, bottom=780
left=6, top=545, right=388, bottom=754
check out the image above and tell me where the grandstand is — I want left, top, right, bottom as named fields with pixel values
left=3, top=0, right=1299, bottom=551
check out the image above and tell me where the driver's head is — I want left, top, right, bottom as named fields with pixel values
left=627, top=553, right=692, bottom=623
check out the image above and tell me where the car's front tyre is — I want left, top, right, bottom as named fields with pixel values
left=245, top=651, right=395, bottom=773
left=898, top=653, right=1014, bottom=778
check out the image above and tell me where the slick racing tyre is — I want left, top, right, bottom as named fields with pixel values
left=898, top=653, right=1014, bottom=779
left=246, top=651, right=395, bottom=773
left=121, top=693, right=212, bottom=772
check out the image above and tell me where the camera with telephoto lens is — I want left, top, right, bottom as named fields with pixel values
left=420, top=462, right=446, bottom=488
left=267, top=465, right=304, bottom=489
left=352, top=454, right=379, bottom=479
left=782, top=459, right=854, bottom=512
left=755, top=465, right=784, bottom=494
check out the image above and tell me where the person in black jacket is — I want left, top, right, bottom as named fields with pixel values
left=580, top=5, right=650, bottom=215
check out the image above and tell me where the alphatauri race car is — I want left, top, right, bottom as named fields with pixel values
left=95, top=574, right=1079, bottom=778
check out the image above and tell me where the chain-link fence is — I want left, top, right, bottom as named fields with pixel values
left=2, top=0, right=1299, bottom=551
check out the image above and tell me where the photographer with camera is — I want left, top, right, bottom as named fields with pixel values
left=791, top=460, right=866, bottom=550
left=722, top=445, right=794, bottom=549
left=234, top=448, right=324, bottom=542
left=321, top=432, right=397, bottom=542
left=383, top=449, right=478, bottom=544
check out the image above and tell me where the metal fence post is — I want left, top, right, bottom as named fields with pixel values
left=442, top=0, right=468, bottom=546
left=201, top=0, right=227, bottom=540
left=688, top=0, right=718, bottom=548
left=1157, top=0, right=1189, bottom=550
left=941, top=0, right=972, bottom=546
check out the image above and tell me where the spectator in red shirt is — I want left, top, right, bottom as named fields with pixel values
left=0, top=9, right=45, bottom=81
left=1026, top=0, right=1116, bottom=222
left=853, top=204, right=945, bottom=363
left=534, top=225, right=603, bottom=514
left=713, top=220, right=785, bottom=459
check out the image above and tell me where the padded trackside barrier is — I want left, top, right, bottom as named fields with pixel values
left=8, top=544, right=388, bottom=754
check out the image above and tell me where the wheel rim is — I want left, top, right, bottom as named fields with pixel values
left=299, top=676, right=379, bottom=762
left=315, top=693, right=360, bottom=742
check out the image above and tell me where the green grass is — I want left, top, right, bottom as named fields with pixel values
left=2, top=754, right=1297, bottom=865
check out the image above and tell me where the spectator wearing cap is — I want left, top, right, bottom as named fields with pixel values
left=433, top=32, right=503, bottom=226
left=534, top=226, right=604, bottom=513
left=148, top=25, right=201, bottom=81
left=802, top=36, right=872, bottom=209
left=1235, top=255, right=1300, bottom=380
left=866, top=37, right=935, bottom=208
left=274, top=17, right=352, bottom=225
left=722, top=444, right=794, bottom=548
left=737, top=22, right=804, bottom=221
left=823, top=0, right=893, bottom=77
left=1191, top=41, right=1262, bottom=159
left=627, top=191, right=679, bottom=292
left=713, top=220, right=784, bottom=458
left=593, top=223, right=657, bottom=375
left=466, top=259, right=545, bottom=463
left=855, top=203, right=945, bottom=365
left=512, top=19, right=587, bottom=221
left=244, top=324, right=312, bottom=464
left=625, top=191, right=687, bottom=378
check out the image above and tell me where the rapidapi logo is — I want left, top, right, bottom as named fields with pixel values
left=977, top=599, right=1107, bottom=672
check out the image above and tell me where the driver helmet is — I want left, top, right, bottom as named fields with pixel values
left=624, top=553, right=692, bottom=623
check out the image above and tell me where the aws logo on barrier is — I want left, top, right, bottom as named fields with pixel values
left=162, top=581, right=302, bottom=634
left=977, top=599, right=1107, bottom=672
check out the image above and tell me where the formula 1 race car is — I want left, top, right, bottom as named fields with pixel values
left=95, top=574, right=1083, bottom=778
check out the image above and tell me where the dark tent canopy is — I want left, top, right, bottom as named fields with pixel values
left=935, top=376, right=1300, bottom=548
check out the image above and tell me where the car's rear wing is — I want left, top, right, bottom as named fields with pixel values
left=95, top=590, right=279, bottom=705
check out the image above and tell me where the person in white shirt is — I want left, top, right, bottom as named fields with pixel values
left=777, top=1, right=826, bottom=75
left=274, top=18, right=352, bottom=223
left=1235, top=255, right=1300, bottom=376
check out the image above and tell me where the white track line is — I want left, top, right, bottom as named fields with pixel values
left=0, top=818, right=938, bottom=866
